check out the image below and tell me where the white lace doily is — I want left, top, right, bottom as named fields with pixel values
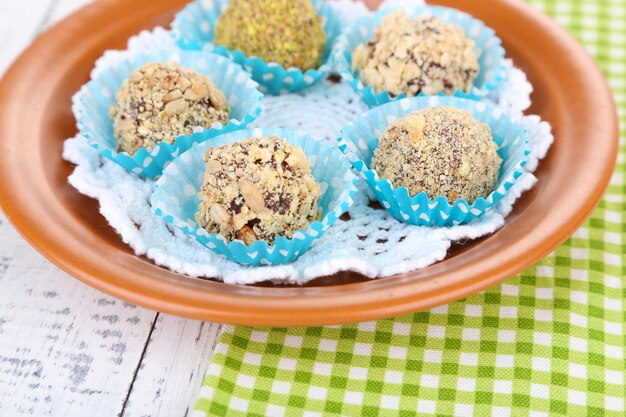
left=62, top=1, right=553, bottom=285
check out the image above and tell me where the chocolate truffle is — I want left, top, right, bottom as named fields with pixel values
left=214, top=0, right=326, bottom=71
left=352, top=11, right=479, bottom=97
left=195, top=136, right=321, bottom=245
left=372, top=107, right=501, bottom=203
left=110, top=62, right=230, bottom=155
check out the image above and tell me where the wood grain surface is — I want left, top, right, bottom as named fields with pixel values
left=0, top=2, right=222, bottom=415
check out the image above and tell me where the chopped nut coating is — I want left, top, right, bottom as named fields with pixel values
left=353, top=12, right=479, bottom=97
left=214, top=0, right=326, bottom=71
left=372, top=107, right=501, bottom=203
left=195, top=136, right=321, bottom=245
left=110, top=62, right=230, bottom=155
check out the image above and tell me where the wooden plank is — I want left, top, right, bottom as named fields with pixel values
left=0, top=210, right=221, bottom=417
left=122, top=317, right=222, bottom=417
left=0, top=213, right=159, bottom=416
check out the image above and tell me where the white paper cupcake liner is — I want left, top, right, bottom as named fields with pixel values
left=332, top=5, right=506, bottom=107
left=172, top=0, right=343, bottom=95
left=73, top=49, right=263, bottom=178
left=151, top=128, right=358, bottom=265
left=338, top=96, right=530, bottom=226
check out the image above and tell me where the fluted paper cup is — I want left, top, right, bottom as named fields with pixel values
left=151, top=128, right=358, bottom=265
left=73, top=49, right=263, bottom=178
left=172, top=0, right=343, bottom=95
left=338, top=96, right=529, bottom=226
left=332, top=5, right=506, bottom=107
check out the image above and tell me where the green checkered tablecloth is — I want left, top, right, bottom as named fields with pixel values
left=193, top=0, right=626, bottom=416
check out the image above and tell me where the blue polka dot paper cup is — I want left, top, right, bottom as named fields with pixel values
left=337, top=96, right=529, bottom=227
left=172, top=0, right=343, bottom=95
left=332, top=5, right=506, bottom=108
left=73, top=49, right=263, bottom=178
left=151, top=128, right=358, bottom=266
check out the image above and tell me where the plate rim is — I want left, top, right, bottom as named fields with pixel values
left=0, top=0, right=618, bottom=326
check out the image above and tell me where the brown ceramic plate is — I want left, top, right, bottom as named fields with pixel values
left=0, top=0, right=617, bottom=326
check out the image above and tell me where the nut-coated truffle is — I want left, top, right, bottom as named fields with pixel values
left=110, top=62, right=230, bottom=155
left=214, top=0, right=326, bottom=71
left=372, top=107, right=501, bottom=203
left=195, top=136, right=321, bottom=245
left=353, top=11, right=479, bottom=97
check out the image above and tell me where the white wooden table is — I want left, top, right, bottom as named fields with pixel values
left=0, top=1, right=222, bottom=415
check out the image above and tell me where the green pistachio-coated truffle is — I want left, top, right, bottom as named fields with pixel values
left=214, top=0, right=327, bottom=71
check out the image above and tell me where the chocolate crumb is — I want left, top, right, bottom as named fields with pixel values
left=327, top=73, right=342, bottom=84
